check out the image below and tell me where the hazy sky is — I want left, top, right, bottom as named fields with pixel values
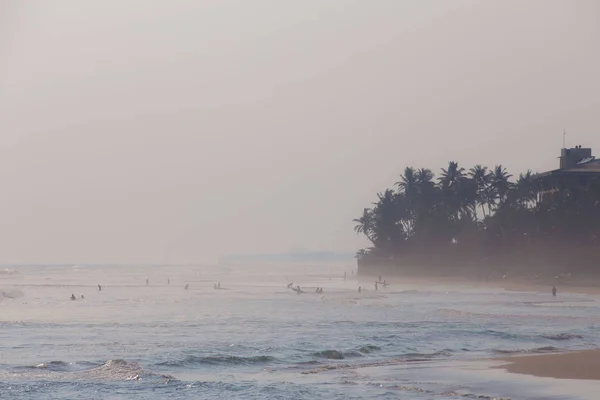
left=1, top=0, right=598, bottom=264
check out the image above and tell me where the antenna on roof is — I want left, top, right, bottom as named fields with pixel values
left=563, top=129, right=566, bottom=149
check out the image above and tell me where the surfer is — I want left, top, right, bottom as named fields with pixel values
left=374, top=282, right=378, bottom=290
left=70, top=294, right=76, bottom=301
left=146, top=278, right=149, bottom=285
left=552, top=286, right=557, bottom=297
left=287, top=282, right=294, bottom=289
left=358, top=286, right=361, bottom=293
left=382, top=280, right=388, bottom=288
left=81, top=294, right=84, bottom=299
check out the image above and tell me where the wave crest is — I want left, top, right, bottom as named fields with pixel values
left=540, top=333, right=583, bottom=340
left=493, top=346, right=559, bottom=355
left=158, top=354, right=277, bottom=367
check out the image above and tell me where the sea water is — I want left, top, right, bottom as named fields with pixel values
left=0, top=263, right=599, bottom=399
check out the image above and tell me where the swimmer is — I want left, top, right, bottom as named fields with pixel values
left=70, top=294, right=76, bottom=301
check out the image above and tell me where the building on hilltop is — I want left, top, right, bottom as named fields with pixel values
left=536, top=146, right=600, bottom=202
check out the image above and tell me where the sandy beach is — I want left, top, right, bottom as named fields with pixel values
left=496, top=350, right=600, bottom=380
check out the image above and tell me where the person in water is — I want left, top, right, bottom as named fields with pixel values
left=146, top=278, right=149, bottom=285
left=184, top=284, right=189, bottom=290
left=374, top=282, right=378, bottom=290
left=81, top=294, right=84, bottom=299
left=358, top=286, right=361, bottom=293
left=168, top=279, right=170, bottom=285
left=287, top=282, right=293, bottom=289
left=552, top=286, right=557, bottom=297
left=218, top=282, right=221, bottom=289
left=70, top=294, right=76, bottom=301
left=98, top=284, right=102, bottom=291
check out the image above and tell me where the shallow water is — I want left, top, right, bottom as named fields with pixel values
left=1, top=264, right=599, bottom=399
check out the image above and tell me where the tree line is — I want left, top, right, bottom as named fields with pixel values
left=353, top=163, right=600, bottom=264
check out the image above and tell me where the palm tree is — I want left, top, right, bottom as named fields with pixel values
left=415, top=168, right=435, bottom=186
left=515, top=170, right=537, bottom=208
left=354, top=158, right=600, bottom=266
left=469, top=165, right=491, bottom=218
left=439, top=161, right=466, bottom=189
left=353, top=208, right=375, bottom=243
left=489, top=165, right=513, bottom=206
left=395, top=167, right=418, bottom=195
left=438, top=162, right=470, bottom=222
left=372, top=189, right=407, bottom=250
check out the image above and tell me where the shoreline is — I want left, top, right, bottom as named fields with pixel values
left=358, top=273, right=600, bottom=296
left=494, top=350, right=600, bottom=380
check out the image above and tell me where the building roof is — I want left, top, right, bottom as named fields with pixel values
left=536, top=158, right=600, bottom=178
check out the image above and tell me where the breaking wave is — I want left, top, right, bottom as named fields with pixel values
left=540, top=333, right=583, bottom=340
left=313, top=350, right=345, bottom=359
left=157, top=354, right=277, bottom=367
left=31, top=361, right=73, bottom=372
left=313, top=345, right=382, bottom=360
left=7, top=360, right=175, bottom=382
left=0, top=268, right=19, bottom=275
left=492, top=346, right=560, bottom=355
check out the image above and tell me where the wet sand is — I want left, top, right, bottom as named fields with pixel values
left=496, top=350, right=600, bottom=380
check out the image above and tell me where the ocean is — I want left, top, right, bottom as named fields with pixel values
left=1, top=263, right=599, bottom=399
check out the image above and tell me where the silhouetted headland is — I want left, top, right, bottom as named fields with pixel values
left=354, top=146, right=600, bottom=281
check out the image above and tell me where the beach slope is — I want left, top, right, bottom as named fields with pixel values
left=497, top=350, right=600, bottom=380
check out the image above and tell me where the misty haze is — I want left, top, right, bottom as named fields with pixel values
left=0, top=1, right=599, bottom=399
